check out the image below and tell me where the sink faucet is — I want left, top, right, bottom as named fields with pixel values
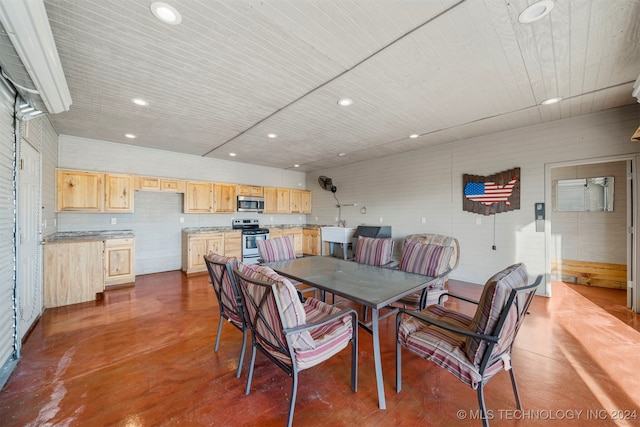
left=337, top=219, right=346, bottom=227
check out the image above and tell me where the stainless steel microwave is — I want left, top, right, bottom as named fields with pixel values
left=237, top=196, right=264, bottom=213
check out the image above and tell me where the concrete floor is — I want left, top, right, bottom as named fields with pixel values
left=0, top=270, right=638, bottom=426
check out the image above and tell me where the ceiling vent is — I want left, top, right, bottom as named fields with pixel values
left=0, top=0, right=71, bottom=115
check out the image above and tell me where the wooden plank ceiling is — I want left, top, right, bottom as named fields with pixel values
left=41, top=0, right=640, bottom=172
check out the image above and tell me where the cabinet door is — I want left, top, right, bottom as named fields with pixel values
left=268, top=228, right=284, bottom=239
left=303, top=228, right=320, bottom=256
left=184, top=181, right=213, bottom=213
left=135, top=176, right=161, bottom=191
left=160, top=179, right=185, bottom=193
left=105, top=174, right=134, bottom=212
left=206, top=234, right=225, bottom=256
left=290, top=190, right=302, bottom=213
left=283, top=228, right=303, bottom=256
left=224, top=231, right=242, bottom=258
left=263, top=187, right=277, bottom=213
left=105, top=238, right=135, bottom=286
left=301, top=190, right=312, bottom=214
left=187, top=237, right=208, bottom=272
left=56, top=169, right=103, bottom=211
left=214, top=183, right=236, bottom=212
left=276, top=188, right=291, bottom=213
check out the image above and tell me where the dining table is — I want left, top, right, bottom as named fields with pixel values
left=266, top=255, right=436, bottom=410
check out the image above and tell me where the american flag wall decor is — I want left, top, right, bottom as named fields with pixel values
left=462, top=167, right=521, bottom=215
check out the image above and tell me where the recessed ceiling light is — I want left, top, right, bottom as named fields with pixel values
left=518, top=0, right=554, bottom=24
left=131, top=98, right=149, bottom=106
left=294, top=164, right=300, bottom=168
left=150, top=2, right=182, bottom=25
left=267, top=133, right=277, bottom=138
left=541, top=97, right=562, bottom=105
left=337, top=98, right=353, bottom=107
left=229, top=153, right=236, bottom=157
left=409, top=134, right=419, bottom=139
left=124, top=133, right=136, bottom=139
left=338, top=153, right=346, bottom=156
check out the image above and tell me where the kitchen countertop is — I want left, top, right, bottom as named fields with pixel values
left=182, top=224, right=328, bottom=234
left=44, top=230, right=135, bottom=243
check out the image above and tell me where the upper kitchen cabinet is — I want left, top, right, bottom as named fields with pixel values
left=135, top=176, right=185, bottom=193
left=264, top=187, right=291, bottom=214
left=213, top=183, right=236, bottom=213
left=237, top=185, right=263, bottom=197
left=104, top=173, right=134, bottom=212
left=290, top=190, right=312, bottom=214
left=184, top=181, right=213, bottom=213
left=57, top=169, right=134, bottom=212
left=57, top=169, right=104, bottom=212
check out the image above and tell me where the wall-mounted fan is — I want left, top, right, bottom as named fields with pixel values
left=318, top=175, right=337, bottom=193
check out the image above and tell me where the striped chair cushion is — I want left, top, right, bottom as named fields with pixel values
left=397, top=305, right=507, bottom=388
left=238, top=263, right=315, bottom=351
left=399, top=241, right=455, bottom=289
left=257, top=236, right=296, bottom=262
left=465, top=263, right=529, bottom=366
left=207, top=253, right=243, bottom=327
left=354, top=236, right=393, bottom=266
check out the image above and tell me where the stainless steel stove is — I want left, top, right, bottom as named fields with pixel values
left=232, top=219, right=269, bottom=264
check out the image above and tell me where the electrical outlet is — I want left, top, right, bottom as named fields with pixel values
left=110, top=218, right=117, bottom=225
left=476, top=217, right=482, bottom=225
left=421, top=217, right=426, bottom=224
left=379, top=217, right=383, bottom=223
left=43, top=219, right=47, bottom=228
left=180, top=217, right=184, bottom=223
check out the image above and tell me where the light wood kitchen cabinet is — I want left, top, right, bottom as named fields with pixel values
left=264, top=187, right=291, bottom=214
left=290, top=190, right=312, bottom=214
left=283, top=228, right=303, bottom=256
left=104, top=173, right=134, bottom=212
left=104, top=237, right=135, bottom=286
left=184, top=181, right=213, bottom=213
left=268, top=228, right=284, bottom=239
left=224, top=231, right=242, bottom=258
left=182, top=230, right=240, bottom=274
left=135, top=176, right=185, bottom=193
left=213, top=183, right=236, bottom=212
left=303, top=228, right=321, bottom=256
left=56, top=169, right=104, bottom=212
left=44, top=240, right=105, bottom=307
left=237, top=185, right=263, bottom=197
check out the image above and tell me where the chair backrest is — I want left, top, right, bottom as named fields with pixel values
left=465, top=263, right=540, bottom=368
left=403, top=233, right=460, bottom=271
left=354, top=236, right=394, bottom=266
left=204, top=253, right=243, bottom=327
left=234, top=263, right=315, bottom=366
left=257, top=235, right=296, bottom=262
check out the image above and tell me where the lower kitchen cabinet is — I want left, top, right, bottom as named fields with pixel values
left=105, top=237, right=136, bottom=286
left=181, top=230, right=239, bottom=274
left=283, top=228, right=303, bottom=256
left=44, top=236, right=136, bottom=308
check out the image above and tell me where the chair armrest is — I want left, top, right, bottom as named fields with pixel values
left=398, top=308, right=498, bottom=344
left=284, top=307, right=358, bottom=334
left=437, top=292, right=479, bottom=306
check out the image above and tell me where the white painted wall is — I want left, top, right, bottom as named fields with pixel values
left=307, top=105, right=640, bottom=294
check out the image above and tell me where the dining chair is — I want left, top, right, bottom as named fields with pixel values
left=203, top=253, right=248, bottom=378
left=353, top=236, right=395, bottom=267
left=257, top=235, right=316, bottom=298
left=233, top=262, right=358, bottom=427
left=396, top=263, right=542, bottom=427
left=394, top=233, right=460, bottom=310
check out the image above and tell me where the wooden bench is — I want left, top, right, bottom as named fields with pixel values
left=551, top=259, right=627, bottom=289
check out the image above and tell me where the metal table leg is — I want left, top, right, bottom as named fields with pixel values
left=371, top=308, right=386, bottom=409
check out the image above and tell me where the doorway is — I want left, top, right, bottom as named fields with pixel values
left=17, top=138, right=42, bottom=341
left=546, top=156, right=637, bottom=312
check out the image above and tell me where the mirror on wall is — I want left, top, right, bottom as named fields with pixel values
left=553, top=176, right=614, bottom=212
